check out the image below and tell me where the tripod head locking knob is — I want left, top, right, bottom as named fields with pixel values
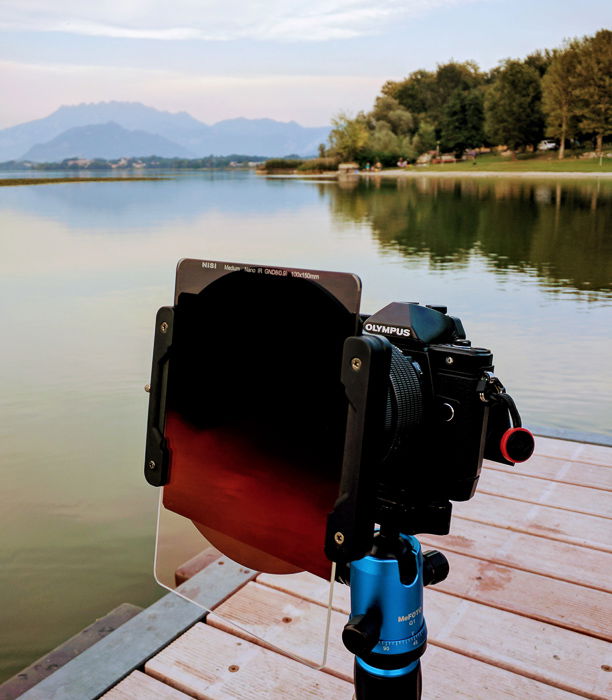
left=342, top=607, right=382, bottom=657
left=422, top=550, right=449, bottom=587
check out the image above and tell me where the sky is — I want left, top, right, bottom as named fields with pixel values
left=0, top=0, right=610, bottom=129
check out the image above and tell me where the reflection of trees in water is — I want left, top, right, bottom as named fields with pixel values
left=327, top=178, right=612, bottom=295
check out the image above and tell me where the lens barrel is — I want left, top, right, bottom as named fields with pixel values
left=384, top=346, right=423, bottom=457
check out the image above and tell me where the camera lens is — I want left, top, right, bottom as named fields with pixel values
left=384, top=346, right=423, bottom=458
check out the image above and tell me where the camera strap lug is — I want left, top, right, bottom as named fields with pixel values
left=477, top=371, right=506, bottom=404
left=478, top=371, right=524, bottom=429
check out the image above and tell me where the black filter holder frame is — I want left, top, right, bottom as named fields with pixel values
left=144, top=306, right=174, bottom=487
left=324, top=334, right=392, bottom=565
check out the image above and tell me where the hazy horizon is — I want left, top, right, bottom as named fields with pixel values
left=1, top=1, right=611, bottom=130
left=1, top=101, right=334, bottom=130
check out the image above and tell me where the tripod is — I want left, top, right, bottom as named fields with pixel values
left=342, top=525, right=449, bottom=699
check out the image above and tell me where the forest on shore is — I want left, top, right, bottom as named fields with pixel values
left=323, top=29, right=611, bottom=166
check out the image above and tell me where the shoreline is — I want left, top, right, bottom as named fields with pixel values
left=362, top=168, right=612, bottom=179
left=0, top=176, right=169, bottom=186
left=264, top=169, right=612, bottom=181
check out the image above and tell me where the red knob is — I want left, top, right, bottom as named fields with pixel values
left=500, top=427, right=535, bottom=463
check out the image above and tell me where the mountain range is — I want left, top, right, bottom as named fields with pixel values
left=0, top=102, right=332, bottom=162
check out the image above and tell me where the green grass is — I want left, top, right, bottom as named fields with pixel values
left=0, top=176, right=169, bottom=186
left=414, top=152, right=612, bottom=173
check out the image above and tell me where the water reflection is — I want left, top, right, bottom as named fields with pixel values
left=326, top=177, right=612, bottom=298
left=0, top=170, right=316, bottom=230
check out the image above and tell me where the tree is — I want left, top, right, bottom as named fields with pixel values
left=383, top=70, right=437, bottom=118
left=411, top=120, right=437, bottom=156
left=371, top=95, right=401, bottom=121
left=368, top=121, right=402, bottom=156
left=370, top=95, right=415, bottom=135
left=429, top=61, right=483, bottom=126
left=484, top=60, right=545, bottom=151
left=440, top=88, right=485, bottom=155
left=524, top=49, right=553, bottom=78
left=382, top=63, right=486, bottom=147
left=327, top=112, right=369, bottom=161
left=542, top=44, right=580, bottom=159
left=572, top=29, right=612, bottom=155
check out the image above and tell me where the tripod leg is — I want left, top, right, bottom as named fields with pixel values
left=354, top=658, right=422, bottom=699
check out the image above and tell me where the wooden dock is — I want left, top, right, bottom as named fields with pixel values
left=18, top=436, right=612, bottom=699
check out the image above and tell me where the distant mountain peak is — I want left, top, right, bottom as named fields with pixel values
left=54, top=100, right=198, bottom=118
left=0, top=101, right=331, bottom=161
left=21, top=121, right=195, bottom=161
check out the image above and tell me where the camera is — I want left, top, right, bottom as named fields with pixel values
left=145, top=259, right=533, bottom=576
left=353, top=301, right=532, bottom=539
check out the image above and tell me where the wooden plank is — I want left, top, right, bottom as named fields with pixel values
left=18, top=558, right=253, bottom=700
left=209, top=581, right=350, bottom=678
left=101, top=670, right=191, bottom=699
left=232, top=578, right=611, bottom=698
left=425, top=550, right=611, bottom=641
left=483, top=456, right=612, bottom=492
left=421, top=646, right=584, bottom=700
left=425, top=589, right=612, bottom=700
left=422, top=519, right=611, bottom=593
left=17, top=593, right=203, bottom=700
left=175, top=547, right=221, bottom=586
left=534, top=437, right=612, bottom=467
left=476, top=468, right=611, bottom=518
left=0, top=604, right=142, bottom=700
left=258, top=572, right=351, bottom=614
left=145, top=623, right=353, bottom=699
left=453, top=492, right=612, bottom=552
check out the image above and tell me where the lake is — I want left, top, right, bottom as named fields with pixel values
left=0, top=170, right=611, bottom=681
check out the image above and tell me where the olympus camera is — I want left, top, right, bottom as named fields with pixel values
left=358, top=301, right=532, bottom=538
left=145, top=260, right=533, bottom=574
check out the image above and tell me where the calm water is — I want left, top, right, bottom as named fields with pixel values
left=0, top=170, right=611, bottom=680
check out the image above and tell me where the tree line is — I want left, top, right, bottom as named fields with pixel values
left=326, top=29, right=611, bottom=164
left=0, top=155, right=267, bottom=171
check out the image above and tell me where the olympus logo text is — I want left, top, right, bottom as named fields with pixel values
left=364, top=322, right=411, bottom=337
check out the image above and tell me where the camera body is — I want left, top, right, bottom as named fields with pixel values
left=358, top=301, right=512, bottom=537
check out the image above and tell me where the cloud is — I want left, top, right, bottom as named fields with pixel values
left=0, top=0, right=473, bottom=42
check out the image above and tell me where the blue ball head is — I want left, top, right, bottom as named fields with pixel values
left=342, top=529, right=448, bottom=699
